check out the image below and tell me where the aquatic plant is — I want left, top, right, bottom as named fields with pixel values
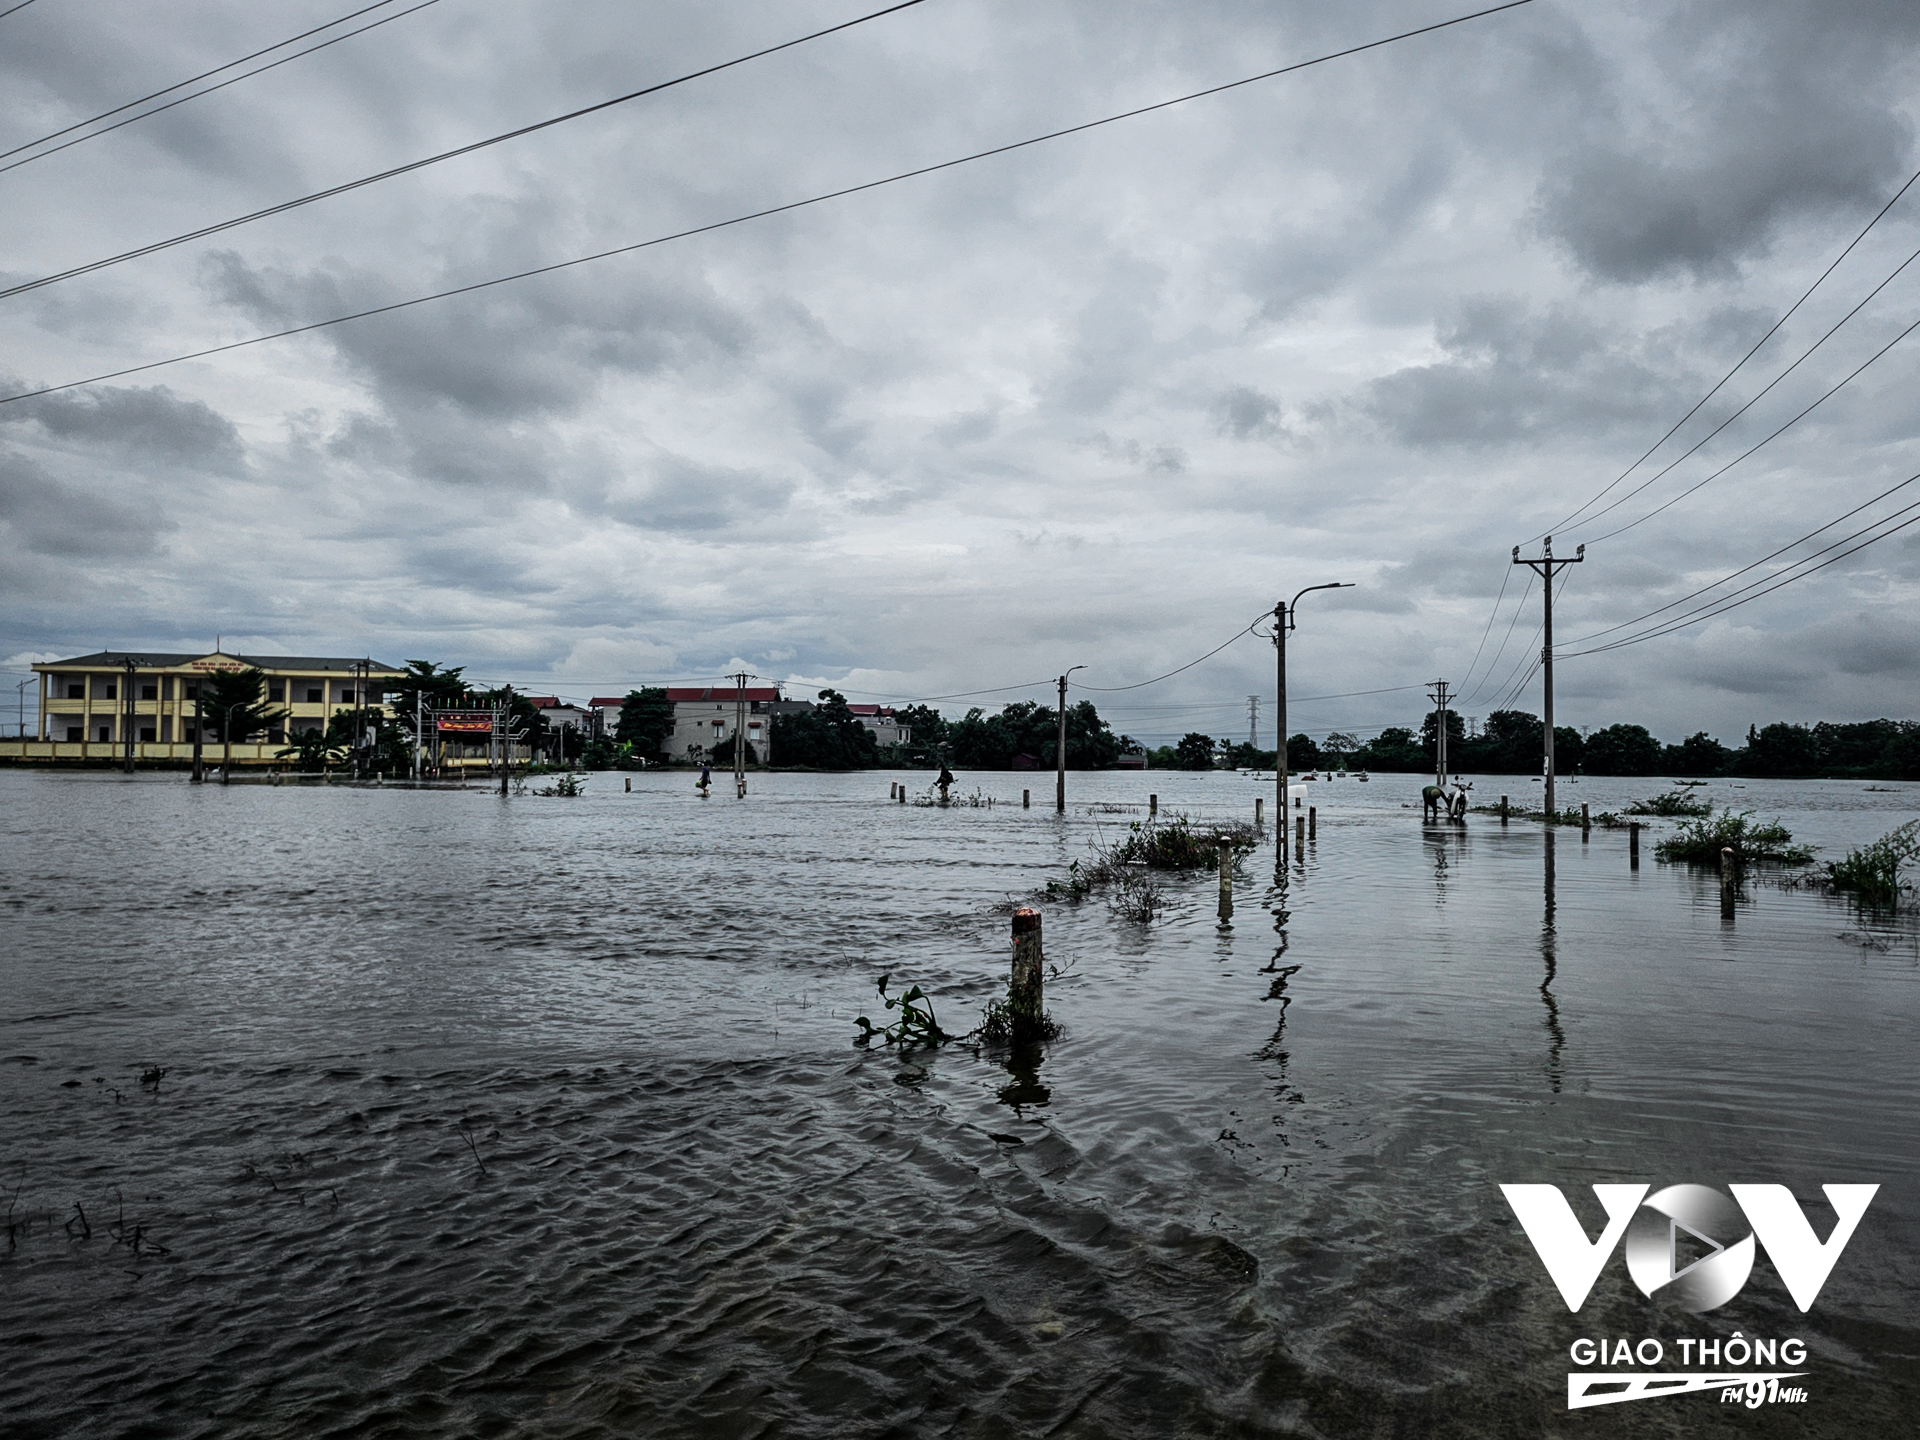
left=1627, top=789, right=1713, bottom=817
left=976, top=996, right=1061, bottom=1045
left=1654, top=810, right=1813, bottom=866
left=1825, top=820, right=1920, bottom=905
left=533, top=772, right=585, bottom=797
left=1035, top=815, right=1255, bottom=917
left=854, top=973, right=949, bottom=1048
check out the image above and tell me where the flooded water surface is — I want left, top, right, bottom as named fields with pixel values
left=2, top=768, right=1917, bottom=1437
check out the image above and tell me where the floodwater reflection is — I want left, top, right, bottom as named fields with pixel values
left=1540, top=829, right=1563, bottom=1093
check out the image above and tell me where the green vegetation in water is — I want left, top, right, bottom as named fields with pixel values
left=1825, top=819, right=1920, bottom=905
left=854, top=974, right=949, bottom=1048
left=976, top=996, right=1061, bottom=1045
left=1468, top=803, right=1621, bottom=827
left=1038, top=815, right=1258, bottom=918
left=1627, top=789, right=1713, bottom=817
left=1654, top=810, right=1813, bottom=866
left=533, top=772, right=585, bottom=796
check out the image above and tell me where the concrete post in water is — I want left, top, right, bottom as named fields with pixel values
left=1295, top=795, right=1302, bottom=809
left=1720, top=846, right=1735, bottom=902
left=1500, top=795, right=1509, bottom=822
left=1581, top=802, right=1590, bottom=838
left=1022, top=788, right=1030, bottom=809
left=1295, top=815, right=1306, bottom=847
left=1010, top=908, right=1044, bottom=1038
left=1255, top=797, right=1264, bottom=828
left=625, top=776, right=631, bottom=793
left=1217, top=837, right=1233, bottom=919
left=1629, top=821, right=1640, bottom=869
left=898, top=786, right=906, bottom=804
left=1149, top=793, right=1157, bottom=818
left=1309, top=805, right=1317, bottom=840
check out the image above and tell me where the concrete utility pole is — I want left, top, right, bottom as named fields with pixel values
left=1272, top=583, right=1353, bottom=846
left=122, top=656, right=138, bottom=774
left=729, top=672, right=752, bottom=798
left=1514, top=536, right=1584, bottom=816
left=1055, top=667, right=1085, bottom=813
left=190, top=675, right=204, bottom=783
left=1426, top=677, right=1452, bottom=786
left=414, top=688, right=423, bottom=782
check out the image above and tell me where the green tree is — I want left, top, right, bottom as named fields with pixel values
left=1738, top=722, right=1818, bottom=777
left=768, top=689, right=881, bottom=769
left=277, top=727, right=345, bottom=772
left=615, top=687, right=673, bottom=759
left=383, top=660, right=468, bottom=739
left=1420, top=709, right=1468, bottom=771
left=197, top=668, right=286, bottom=770
left=895, top=704, right=947, bottom=752
left=710, top=734, right=758, bottom=766
left=1582, top=723, right=1663, bottom=776
left=1175, top=732, right=1216, bottom=770
left=1354, top=726, right=1425, bottom=771
left=1664, top=731, right=1730, bottom=774
left=1286, top=733, right=1322, bottom=770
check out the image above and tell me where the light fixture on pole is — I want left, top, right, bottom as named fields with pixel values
left=1273, top=583, right=1354, bottom=844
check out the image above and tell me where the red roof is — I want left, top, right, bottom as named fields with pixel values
left=588, top=696, right=627, bottom=709
left=665, top=687, right=780, bottom=703
left=846, top=704, right=897, bottom=717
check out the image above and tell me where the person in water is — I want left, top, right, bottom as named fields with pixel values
left=936, top=761, right=954, bottom=800
left=697, top=762, right=712, bottom=793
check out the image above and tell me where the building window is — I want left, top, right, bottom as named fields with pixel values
left=140, top=726, right=156, bottom=743
left=184, top=725, right=197, bottom=742
left=103, top=683, right=116, bottom=701
left=67, top=682, right=84, bottom=699
left=160, top=718, right=172, bottom=742
left=268, top=726, right=285, bottom=743
left=141, top=683, right=157, bottom=701
left=185, top=683, right=200, bottom=700
left=339, top=687, right=354, bottom=703
left=97, top=725, right=112, bottom=743
left=307, top=688, right=322, bottom=703
left=161, top=677, right=173, bottom=700
left=268, top=683, right=284, bottom=702
left=65, top=726, right=82, bottom=742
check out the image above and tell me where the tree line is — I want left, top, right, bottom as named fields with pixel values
left=1233, top=710, right=1920, bottom=779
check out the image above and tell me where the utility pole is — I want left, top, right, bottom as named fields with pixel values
left=1246, top=695, right=1260, bottom=753
left=414, top=687, right=423, bottom=782
left=190, top=675, right=204, bottom=783
left=1055, top=667, right=1085, bottom=813
left=1426, top=678, right=1452, bottom=786
left=1273, top=583, right=1354, bottom=846
left=729, top=672, right=752, bottom=797
left=122, top=656, right=138, bottom=774
left=1514, top=536, right=1585, bottom=816
left=15, top=677, right=27, bottom=739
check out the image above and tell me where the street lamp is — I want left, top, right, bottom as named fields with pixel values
left=1273, top=583, right=1354, bottom=839
left=1056, top=665, right=1085, bottom=814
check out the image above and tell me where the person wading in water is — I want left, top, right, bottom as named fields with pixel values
left=697, top=761, right=712, bottom=796
left=936, top=760, right=955, bottom=803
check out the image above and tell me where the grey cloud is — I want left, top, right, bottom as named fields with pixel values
left=1215, top=386, right=1286, bottom=442
left=1, top=382, right=244, bottom=473
left=0, top=452, right=171, bottom=558
left=595, top=455, right=796, bottom=535
left=1532, top=3, right=1919, bottom=283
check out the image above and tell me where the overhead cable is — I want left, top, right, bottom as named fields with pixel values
left=1535, top=162, right=1920, bottom=541
left=1581, top=308, right=1920, bottom=544
left=0, top=0, right=931, bottom=296
left=1071, top=617, right=1265, bottom=692
left=0, top=0, right=418, bottom=171
left=1563, top=240, right=1920, bottom=541
left=0, top=0, right=40, bottom=20
left=0, top=0, right=1538, bottom=406
left=1563, top=472, right=1920, bottom=647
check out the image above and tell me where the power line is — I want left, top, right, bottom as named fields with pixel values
left=1563, top=471, right=1920, bottom=647
left=0, top=0, right=931, bottom=298
left=0, top=0, right=418, bottom=170
left=0, top=0, right=40, bottom=21
left=0, top=0, right=1538, bottom=407
left=1561, top=488, right=1920, bottom=657
left=1453, top=562, right=1511, bottom=696
left=1459, top=567, right=1533, bottom=706
left=1563, top=239, right=1920, bottom=543
left=1072, top=617, right=1265, bottom=692
left=1581, top=307, right=1920, bottom=545
left=1536, top=162, right=1920, bottom=542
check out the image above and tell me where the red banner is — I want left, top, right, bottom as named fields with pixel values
left=434, top=710, right=495, bottom=734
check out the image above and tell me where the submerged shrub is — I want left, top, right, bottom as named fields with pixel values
left=1826, top=820, right=1920, bottom=905
left=1654, top=810, right=1813, bottom=866
left=1627, top=789, right=1713, bottom=817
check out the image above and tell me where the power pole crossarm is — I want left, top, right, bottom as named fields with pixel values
left=1513, top=536, right=1585, bottom=816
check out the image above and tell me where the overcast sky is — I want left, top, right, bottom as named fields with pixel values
left=3, top=0, right=1918, bottom=744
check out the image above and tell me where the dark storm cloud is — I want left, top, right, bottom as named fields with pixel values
left=4, top=0, right=1918, bottom=731
left=0, top=452, right=170, bottom=558
left=1532, top=2, right=1920, bottom=283
left=1363, top=297, right=1675, bottom=446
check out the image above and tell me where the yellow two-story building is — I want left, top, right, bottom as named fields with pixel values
left=3, top=650, right=406, bottom=766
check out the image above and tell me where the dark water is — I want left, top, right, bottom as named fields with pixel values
left=2, top=768, right=1916, bottom=1437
